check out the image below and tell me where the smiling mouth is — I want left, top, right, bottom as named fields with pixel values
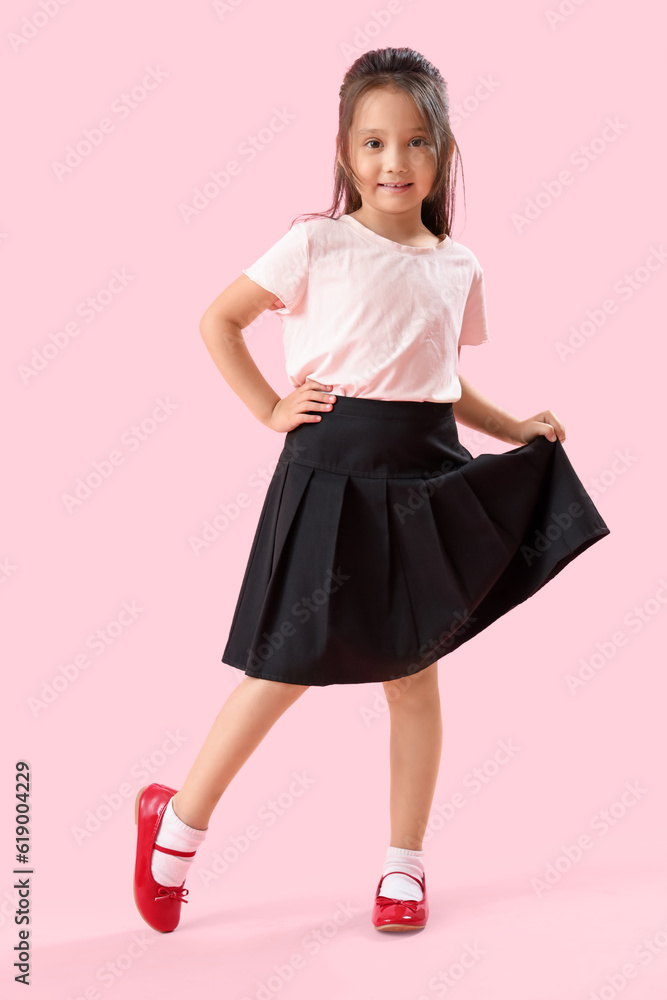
left=378, top=182, right=413, bottom=188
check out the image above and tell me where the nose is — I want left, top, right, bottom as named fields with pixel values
left=380, top=144, right=410, bottom=173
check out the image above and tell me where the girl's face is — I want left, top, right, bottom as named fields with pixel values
left=345, top=87, right=437, bottom=219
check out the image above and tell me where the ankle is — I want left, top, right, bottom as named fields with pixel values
left=390, top=838, right=423, bottom=852
left=150, top=795, right=208, bottom=888
left=170, top=792, right=209, bottom=832
left=380, top=844, right=425, bottom=901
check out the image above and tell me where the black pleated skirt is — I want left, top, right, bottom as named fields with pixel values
left=221, top=396, right=610, bottom=686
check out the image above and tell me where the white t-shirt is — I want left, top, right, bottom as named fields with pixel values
left=242, top=213, right=489, bottom=403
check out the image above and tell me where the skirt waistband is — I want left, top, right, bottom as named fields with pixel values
left=314, top=395, right=456, bottom=420
left=279, top=395, right=472, bottom=479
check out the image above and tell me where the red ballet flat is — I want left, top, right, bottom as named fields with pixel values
left=133, top=783, right=194, bottom=933
left=372, top=871, right=429, bottom=931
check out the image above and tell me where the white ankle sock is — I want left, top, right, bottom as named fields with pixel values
left=380, top=845, right=425, bottom=901
left=150, top=798, right=208, bottom=888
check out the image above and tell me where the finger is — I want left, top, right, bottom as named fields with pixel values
left=547, top=418, right=566, bottom=441
left=299, top=398, right=334, bottom=412
left=543, top=411, right=566, bottom=438
left=538, top=413, right=565, bottom=443
left=297, top=389, right=335, bottom=408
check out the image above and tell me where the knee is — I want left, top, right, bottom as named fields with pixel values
left=382, top=664, right=438, bottom=710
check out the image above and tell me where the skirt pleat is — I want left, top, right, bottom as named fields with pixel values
left=221, top=396, right=610, bottom=685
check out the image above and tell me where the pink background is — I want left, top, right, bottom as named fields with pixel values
left=3, top=0, right=666, bottom=997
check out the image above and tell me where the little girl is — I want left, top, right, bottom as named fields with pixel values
left=133, top=47, right=610, bottom=934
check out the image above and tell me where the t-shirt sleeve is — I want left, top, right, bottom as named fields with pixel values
left=458, top=261, right=490, bottom=346
left=242, top=223, right=309, bottom=315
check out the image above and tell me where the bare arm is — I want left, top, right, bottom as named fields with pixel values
left=451, top=344, right=521, bottom=443
left=199, top=274, right=335, bottom=432
left=199, top=274, right=284, bottom=426
left=453, top=346, right=564, bottom=445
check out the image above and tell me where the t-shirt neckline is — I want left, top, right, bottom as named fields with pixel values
left=337, top=213, right=453, bottom=255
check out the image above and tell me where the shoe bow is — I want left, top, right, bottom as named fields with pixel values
left=376, top=895, right=420, bottom=911
left=154, top=886, right=189, bottom=903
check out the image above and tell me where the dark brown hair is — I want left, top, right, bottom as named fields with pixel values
left=292, top=47, right=464, bottom=239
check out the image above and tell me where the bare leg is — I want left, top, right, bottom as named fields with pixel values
left=381, top=662, right=443, bottom=851
left=171, top=676, right=309, bottom=830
